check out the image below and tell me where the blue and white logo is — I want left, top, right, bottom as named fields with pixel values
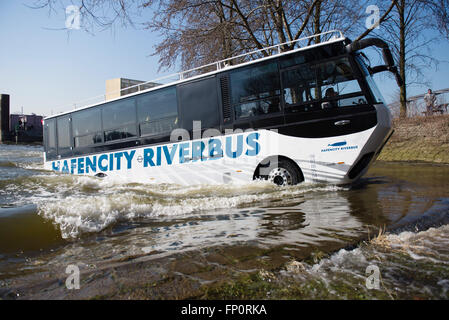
left=328, top=141, right=347, bottom=147
left=321, top=140, right=358, bottom=153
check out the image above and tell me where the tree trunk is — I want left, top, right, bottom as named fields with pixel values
left=314, top=0, right=322, bottom=44
left=398, top=0, right=407, bottom=118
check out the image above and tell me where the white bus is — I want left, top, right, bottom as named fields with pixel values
left=43, top=31, right=401, bottom=186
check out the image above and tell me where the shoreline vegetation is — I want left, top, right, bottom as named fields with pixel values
left=378, top=114, right=449, bottom=164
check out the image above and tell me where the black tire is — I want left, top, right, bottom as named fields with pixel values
left=257, top=158, right=303, bottom=186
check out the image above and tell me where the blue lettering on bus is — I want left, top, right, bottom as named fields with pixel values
left=70, top=159, right=77, bottom=174
left=123, top=150, right=136, bottom=169
left=98, top=154, right=108, bottom=172
left=143, top=148, right=155, bottom=167
left=179, top=143, right=190, bottom=164
left=114, top=152, right=123, bottom=171
left=245, top=132, right=260, bottom=156
left=86, top=156, right=96, bottom=173
left=78, top=157, right=85, bottom=174
left=52, top=161, right=60, bottom=171
left=209, top=138, right=223, bottom=160
left=163, top=144, right=178, bottom=165
left=62, top=160, right=69, bottom=173
left=109, top=154, right=114, bottom=171
left=51, top=133, right=261, bottom=174
left=192, top=141, right=205, bottom=162
left=156, top=147, right=162, bottom=166
left=225, top=135, right=243, bottom=158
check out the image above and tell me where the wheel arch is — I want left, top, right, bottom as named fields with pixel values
left=253, top=155, right=304, bottom=182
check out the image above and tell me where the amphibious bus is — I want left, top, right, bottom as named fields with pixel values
left=43, top=30, right=401, bottom=186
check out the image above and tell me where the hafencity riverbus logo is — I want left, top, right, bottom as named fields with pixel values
left=51, top=132, right=261, bottom=175
left=321, top=141, right=358, bottom=153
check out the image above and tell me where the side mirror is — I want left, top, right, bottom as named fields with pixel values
left=347, top=38, right=403, bottom=87
left=368, top=65, right=403, bottom=87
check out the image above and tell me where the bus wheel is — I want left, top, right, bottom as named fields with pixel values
left=266, top=159, right=302, bottom=186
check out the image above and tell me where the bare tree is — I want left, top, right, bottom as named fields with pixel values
left=307, top=0, right=369, bottom=44
left=31, top=1, right=373, bottom=70
left=144, top=0, right=373, bottom=70
left=31, top=0, right=449, bottom=119
left=141, top=0, right=324, bottom=71
left=358, top=0, right=449, bottom=117
left=29, top=0, right=142, bottom=32
left=426, top=0, right=449, bottom=40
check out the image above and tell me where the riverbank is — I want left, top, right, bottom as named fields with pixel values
left=378, top=114, right=449, bottom=163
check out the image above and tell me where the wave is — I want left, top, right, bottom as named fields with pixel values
left=281, top=223, right=449, bottom=299
left=0, top=161, right=17, bottom=168
left=0, top=173, right=344, bottom=239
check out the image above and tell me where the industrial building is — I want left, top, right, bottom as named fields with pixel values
left=105, top=78, right=160, bottom=101
left=0, top=94, right=43, bottom=143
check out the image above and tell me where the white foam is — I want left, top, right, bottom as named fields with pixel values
left=22, top=174, right=344, bottom=238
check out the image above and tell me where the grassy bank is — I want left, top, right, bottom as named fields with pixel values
left=378, top=114, right=449, bottom=164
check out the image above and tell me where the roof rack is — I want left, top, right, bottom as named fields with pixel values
left=50, top=30, right=344, bottom=115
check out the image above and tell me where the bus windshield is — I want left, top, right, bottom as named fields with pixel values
left=355, top=55, right=386, bottom=105
left=282, top=55, right=368, bottom=113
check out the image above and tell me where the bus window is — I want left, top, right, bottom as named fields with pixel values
left=337, top=95, right=368, bottom=107
left=231, top=62, right=281, bottom=119
left=104, top=125, right=137, bottom=142
left=316, top=58, right=365, bottom=109
left=234, top=97, right=281, bottom=118
left=57, top=115, right=72, bottom=156
left=44, top=118, right=57, bottom=158
left=279, top=44, right=344, bottom=69
left=72, top=108, right=103, bottom=147
left=137, top=87, right=178, bottom=136
left=102, top=98, right=137, bottom=142
left=356, top=55, right=386, bottom=104
left=179, top=77, right=219, bottom=131
left=282, top=64, right=317, bottom=107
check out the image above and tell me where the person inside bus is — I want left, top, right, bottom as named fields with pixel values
left=321, top=87, right=338, bottom=109
left=325, top=87, right=337, bottom=98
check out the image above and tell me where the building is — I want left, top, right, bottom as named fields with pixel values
left=10, top=113, right=43, bottom=141
left=0, top=94, right=43, bottom=143
left=0, top=94, right=9, bottom=142
left=105, top=78, right=160, bottom=101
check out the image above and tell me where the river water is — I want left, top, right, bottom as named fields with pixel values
left=0, top=144, right=448, bottom=299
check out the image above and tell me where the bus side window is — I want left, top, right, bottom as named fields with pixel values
left=72, top=108, right=103, bottom=147
left=57, top=115, right=72, bottom=157
left=44, top=118, right=57, bottom=159
left=102, top=98, right=137, bottom=142
left=178, top=76, right=219, bottom=131
left=230, top=61, right=281, bottom=120
left=137, top=87, right=178, bottom=136
left=314, top=58, right=368, bottom=109
left=281, top=64, right=317, bottom=111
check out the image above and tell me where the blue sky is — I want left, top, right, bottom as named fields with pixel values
left=1, top=1, right=449, bottom=117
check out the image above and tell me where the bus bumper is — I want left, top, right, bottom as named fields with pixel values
left=342, top=103, right=393, bottom=183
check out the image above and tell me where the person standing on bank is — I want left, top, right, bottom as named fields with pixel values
left=424, top=89, right=437, bottom=115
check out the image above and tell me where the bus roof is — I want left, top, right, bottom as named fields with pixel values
left=45, top=30, right=347, bottom=120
